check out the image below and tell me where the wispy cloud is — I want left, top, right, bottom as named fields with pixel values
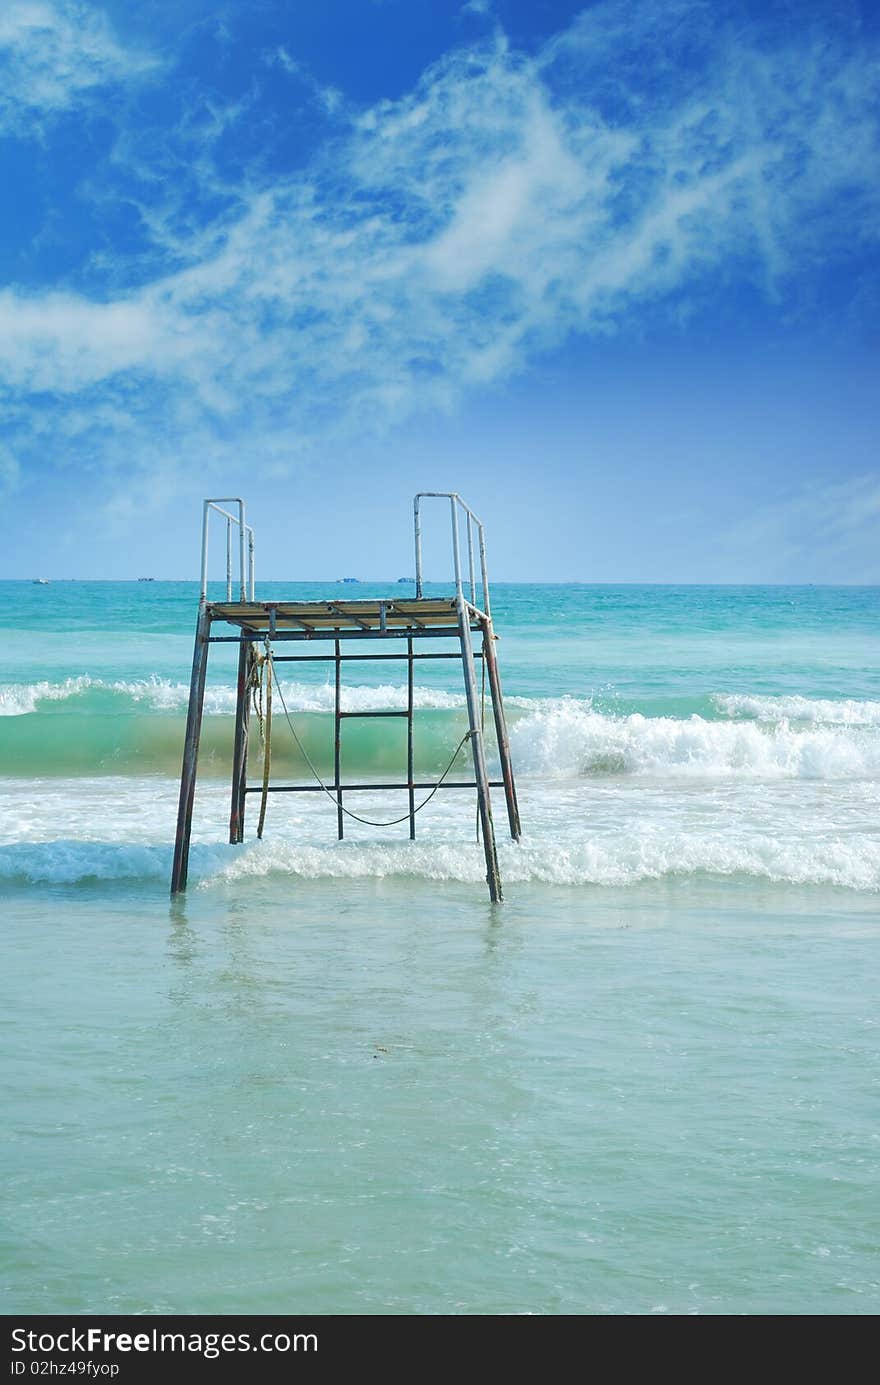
left=0, top=444, right=21, bottom=497
left=722, top=474, right=880, bottom=581
left=0, top=1, right=159, bottom=134
left=0, top=0, right=877, bottom=510
left=266, top=44, right=343, bottom=115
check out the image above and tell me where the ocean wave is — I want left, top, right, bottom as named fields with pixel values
left=2, top=833, right=877, bottom=892
left=0, top=840, right=172, bottom=883
left=0, top=676, right=97, bottom=715
left=5, top=676, right=880, bottom=727
left=510, top=701, right=880, bottom=780
left=210, top=834, right=880, bottom=892
left=712, top=693, right=880, bottom=726
left=3, top=678, right=880, bottom=781
left=0, top=675, right=465, bottom=716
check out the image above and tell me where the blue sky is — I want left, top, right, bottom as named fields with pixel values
left=1, top=0, right=878, bottom=581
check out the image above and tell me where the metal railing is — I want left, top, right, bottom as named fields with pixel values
left=200, top=498, right=255, bottom=602
left=413, top=493, right=491, bottom=618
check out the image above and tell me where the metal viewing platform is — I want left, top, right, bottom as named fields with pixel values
left=171, top=494, right=521, bottom=902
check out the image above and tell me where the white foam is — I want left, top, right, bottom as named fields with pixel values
left=0, top=676, right=96, bottom=715
left=249, top=680, right=465, bottom=713
left=3, top=831, right=877, bottom=892
left=120, top=676, right=466, bottom=715
left=1, top=776, right=878, bottom=892
left=5, top=680, right=880, bottom=783
left=713, top=693, right=880, bottom=726
left=510, top=700, right=880, bottom=781
left=0, top=675, right=465, bottom=715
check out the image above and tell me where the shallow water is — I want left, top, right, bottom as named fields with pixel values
left=2, top=581, right=879, bottom=1313
left=4, top=878, right=878, bottom=1315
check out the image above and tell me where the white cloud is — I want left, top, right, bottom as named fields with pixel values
left=0, top=445, right=22, bottom=496
left=0, top=0, right=158, bottom=133
left=267, top=44, right=343, bottom=114
left=722, top=475, right=880, bottom=582
left=0, top=1, right=877, bottom=506
left=0, top=290, right=171, bottom=391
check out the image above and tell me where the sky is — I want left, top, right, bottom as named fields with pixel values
left=0, top=0, right=878, bottom=582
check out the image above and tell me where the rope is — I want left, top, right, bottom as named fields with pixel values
left=251, top=652, right=264, bottom=745
left=256, top=643, right=272, bottom=839
left=256, top=646, right=475, bottom=831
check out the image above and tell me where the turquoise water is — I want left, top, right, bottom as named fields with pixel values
left=2, top=581, right=879, bottom=1313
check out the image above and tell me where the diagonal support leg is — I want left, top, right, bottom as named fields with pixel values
left=229, top=638, right=253, bottom=844
left=335, top=638, right=344, bottom=840
left=407, top=636, right=416, bottom=840
left=481, top=617, right=521, bottom=841
left=171, top=602, right=211, bottom=894
left=458, top=599, right=503, bottom=903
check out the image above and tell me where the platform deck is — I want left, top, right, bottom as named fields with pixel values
left=208, top=597, right=472, bottom=637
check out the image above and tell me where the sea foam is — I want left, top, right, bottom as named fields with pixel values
left=0, top=676, right=465, bottom=716
left=510, top=700, right=880, bottom=780
left=2, top=831, right=878, bottom=892
left=713, top=692, right=880, bottom=726
left=4, top=679, right=880, bottom=781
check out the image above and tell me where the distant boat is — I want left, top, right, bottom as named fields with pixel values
left=32, top=578, right=49, bottom=585
left=397, top=577, right=413, bottom=584
left=137, top=577, right=155, bottom=582
left=341, top=577, right=360, bottom=584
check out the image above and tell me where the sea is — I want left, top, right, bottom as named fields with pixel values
left=2, top=579, right=879, bottom=1315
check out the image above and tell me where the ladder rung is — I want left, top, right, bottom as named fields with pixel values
left=337, top=710, right=410, bottom=719
left=244, top=781, right=505, bottom=793
left=268, top=651, right=481, bottom=663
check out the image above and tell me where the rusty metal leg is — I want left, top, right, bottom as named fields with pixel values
left=229, top=638, right=253, bottom=844
left=481, top=617, right=521, bottom=841
left=171, top=602, right=211, bottom=894
left=407, top=636, right=416, bottom=840
left=335, top=638, right=344, bottom=840
left=458, top=599, right=503, bottom=903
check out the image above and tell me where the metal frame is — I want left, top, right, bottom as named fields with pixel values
left=201, top=498, right=255, bottom=601
left=172, top=494, right=520, bottom=903
left=413, top=492, right=491, bottom=618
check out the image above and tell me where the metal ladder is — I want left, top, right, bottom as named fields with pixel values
left=332, top=635, right=417, bottom=840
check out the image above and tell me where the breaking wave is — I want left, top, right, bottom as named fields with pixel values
left=1, top=832, right=878, bottom=892
left=712, top=693, right=880, bottom=726
left=2, top=678, right=880, bottom=779
left=0, top=676, right=465, bottom=717
left=510, top=700, right=880, bottom=780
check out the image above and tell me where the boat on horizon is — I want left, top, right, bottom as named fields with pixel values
left=32, top=578, right=49, bottom=585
